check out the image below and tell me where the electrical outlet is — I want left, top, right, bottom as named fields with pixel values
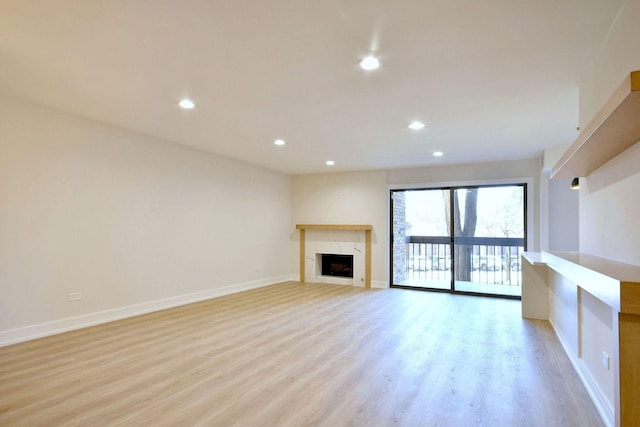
left=602, top=351, right=610, bottom=370
left=69, top=292, right=82, bottom=302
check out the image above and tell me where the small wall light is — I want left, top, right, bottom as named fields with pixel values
left=571, top=177, right=580, bottom=190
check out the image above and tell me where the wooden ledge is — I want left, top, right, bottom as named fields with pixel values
left=522, top=252, right=547, bottom=265
left=296, top=224, right=372, bottom=231
left=524, top=251, right=640, bottom=314
left=549, top=251, right=640, bottom=283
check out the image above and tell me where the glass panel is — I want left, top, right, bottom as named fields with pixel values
left=453, top=186, right=524, bottom=297
left=393, top=189, right=451, bottom=290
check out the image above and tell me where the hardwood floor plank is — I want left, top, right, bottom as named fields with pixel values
left=0, top=282, right=603, bottom=426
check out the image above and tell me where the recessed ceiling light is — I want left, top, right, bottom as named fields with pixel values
left=433, top=151, right=444, bottom=157
left=274, top=139, right=286, bottom=146
left=179, top=99, right=195, bottom=109
left=359, top=55, right=381, bottom=71
left=408, top=121, right=425, bottom=130
left=326, top=160, right=335, bottom=166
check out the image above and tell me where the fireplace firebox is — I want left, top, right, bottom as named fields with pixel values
left=321, top=254, right=354, bottom=278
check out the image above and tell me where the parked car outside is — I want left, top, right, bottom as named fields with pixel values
left=510, top=255, right=522, bottom=271
left=408, top=255, right=431, bottom=271
left=476, top=255, right=503, bottom=271
left=432, top=255, right=451, bottom=270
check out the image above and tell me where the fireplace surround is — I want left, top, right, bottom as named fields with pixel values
left=296, top=224, right=372, bottom=288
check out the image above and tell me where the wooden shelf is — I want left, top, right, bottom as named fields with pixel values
left=551, top=70, right=640, bottom=179
left=296, top=224, right=372, bottom=231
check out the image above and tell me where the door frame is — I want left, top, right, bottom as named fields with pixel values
left=388, top=178, right=533, bottom=299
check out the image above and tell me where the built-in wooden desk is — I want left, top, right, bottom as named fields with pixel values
left=522, top=251, right=640, bottom=427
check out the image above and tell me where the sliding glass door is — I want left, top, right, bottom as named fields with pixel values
left=391, top=184, right=526, bottom=298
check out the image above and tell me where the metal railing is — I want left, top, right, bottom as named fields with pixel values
left=405, top=236, right=524, bottom=286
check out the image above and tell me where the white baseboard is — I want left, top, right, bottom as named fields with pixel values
left=371, top=280, right=388, bottom=289
left=549, top=319, right=614, bottom=427
left=0, top=275, right=291, bottom=347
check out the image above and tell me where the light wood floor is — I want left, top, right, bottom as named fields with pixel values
left=0, top=282, right=603, bottom=426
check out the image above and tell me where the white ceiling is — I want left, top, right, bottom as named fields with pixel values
left=0, top=0, right=626, bottom=174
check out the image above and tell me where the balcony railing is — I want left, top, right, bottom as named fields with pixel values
left=403, top=236, right=524, bottom=288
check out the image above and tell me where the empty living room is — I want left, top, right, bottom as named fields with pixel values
left=2, top=1, right=640, bottom=426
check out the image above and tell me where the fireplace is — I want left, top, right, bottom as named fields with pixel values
left=296, top=224, right=371, bottom=287
left=321, top=254, right=354, bottom=278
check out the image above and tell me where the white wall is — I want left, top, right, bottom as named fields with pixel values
left=292, top=171, right=388, bottom=287
left=580, top=289, right=615, bottom=409
left=577, top=0, right=640, bottom=265
left=0, top=96, right=292, bottom=341
left=387, top=158, right=540, bottom=186
left=548, top=270, right=579, bottom=356
left=580, top=142, right=640, bottom=264
left=548, top=176, right=579, bottom=251
left=540, top=147, right=580, bottom=252
left=579, top=0, right=640, bottom=129
left=547, top=269, right=615, bottom=423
